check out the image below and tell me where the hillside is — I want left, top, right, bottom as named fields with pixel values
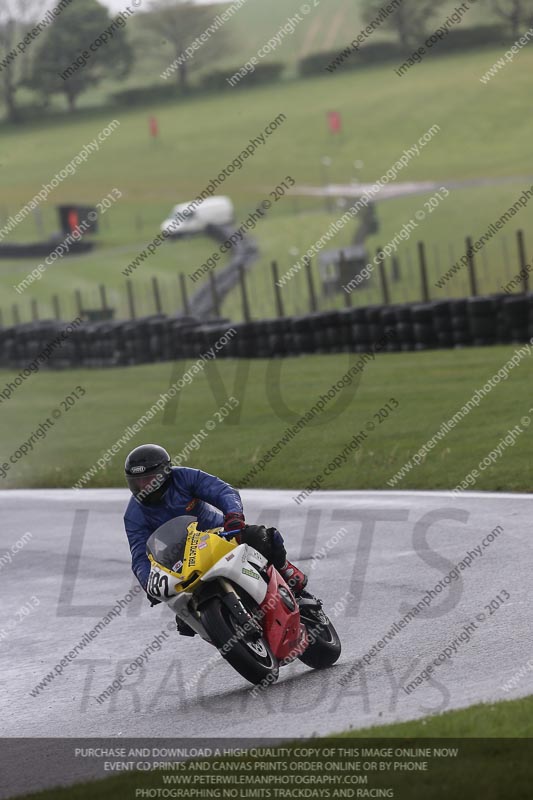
left=0, top=44, right=531, bottom=323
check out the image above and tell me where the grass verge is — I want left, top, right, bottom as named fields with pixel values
left=11, top=695, right=533, bottom=800
left=0, top=345, right=531, bottom=491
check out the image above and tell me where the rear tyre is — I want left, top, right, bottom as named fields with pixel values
left=298, top=603, right=342, bottom=669
left=200, top=595, right=279, bottom=686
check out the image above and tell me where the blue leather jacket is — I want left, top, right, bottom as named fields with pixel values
left=124, top=467, right=243, bottom=590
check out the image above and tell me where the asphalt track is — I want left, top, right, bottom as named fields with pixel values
left=2, top=489, right=532, bottom=793
left=293, top=174, right=533, bottom=202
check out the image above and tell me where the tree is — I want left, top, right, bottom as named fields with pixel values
left=490, top=0, right=533, bottom=38
left=362, top=0, right=446, bottom=48
left=30, top=0, right=133, bottom=111
left=146, top=0, right=231, bottom=92
left=0, top=0, right=43, bottom=122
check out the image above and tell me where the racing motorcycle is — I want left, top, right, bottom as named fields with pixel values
left=146, top=516, right=341, bottom=685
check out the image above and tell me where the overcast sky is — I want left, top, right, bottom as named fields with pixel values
left=40, top=0, right=229, bottom=14
left=97, top=0, right=228, bottom=11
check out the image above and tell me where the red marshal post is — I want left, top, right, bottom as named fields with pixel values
left=327, top=110, right=342, bottom=135
left=149, top=115, right=159, bottom=139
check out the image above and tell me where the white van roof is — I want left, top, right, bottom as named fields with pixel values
left=172, top=195, right=232, bottom=215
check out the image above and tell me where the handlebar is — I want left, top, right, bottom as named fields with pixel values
left=217, top=528, right=241, bottom=540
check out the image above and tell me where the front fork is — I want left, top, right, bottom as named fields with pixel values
left=188, top=578, right=262, bottom=640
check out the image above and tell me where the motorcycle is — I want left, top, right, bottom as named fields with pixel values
left=146, top=516, right=342, bottom=686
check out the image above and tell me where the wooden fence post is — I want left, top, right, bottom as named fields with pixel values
left=465, top=237, right=478, bottom=297
left=376, top=248, right=390, bottom=305
left=126, top=280, right=136, bottom=319
left=418, top=241, right=430, bottom=302
left=179, top=273, right=191, bottom=315
left=305, top=257, right=318, bottom=313
left=239, top=263, right=251, bottom=322
left=75, top=289, right=83, bottom=317
left=99, top=285, right=108, bottom=313
left=52, top=295, right=61, bottom=321
left=271, top=260, right=285, bottom=318
left=152, top=276, right=163, bottom=314
left=517, top=230, right=529, bottom=294
left=340, top=251, right=352, bottom=308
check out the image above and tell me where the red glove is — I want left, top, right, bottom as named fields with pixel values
left=223, top=512, right=245, bottom=533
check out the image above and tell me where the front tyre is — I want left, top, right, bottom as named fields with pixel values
left=298, top=603, right=342, bottom=669
left=200, top=596, right=279, bottom=686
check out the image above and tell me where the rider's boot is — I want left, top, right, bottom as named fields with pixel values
left=176, top=615, right=196, bottom=636
left=279, top=560, right=308, bottom=596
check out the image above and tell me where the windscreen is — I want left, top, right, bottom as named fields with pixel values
left=146, top=516, right=197, bottom=570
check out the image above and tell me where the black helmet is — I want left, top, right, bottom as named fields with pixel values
left=125, top=444, right=172, bottom=506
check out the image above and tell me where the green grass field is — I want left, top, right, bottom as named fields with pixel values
left=1, top=41, right=532, bottom=324
left=3, top=9, right=532, bottom=795
left=1, top=345, right=531, bottom=491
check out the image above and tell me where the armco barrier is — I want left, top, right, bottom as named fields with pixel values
left=0, top=294, right=531, bottom=369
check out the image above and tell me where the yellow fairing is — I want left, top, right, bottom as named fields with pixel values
left=151, top=522, right=237, bottom=595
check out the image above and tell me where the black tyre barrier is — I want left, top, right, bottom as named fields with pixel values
left=291, top=315, right=317, bottom=355
left=467, top=297, right=496, bottom=347
left=1, top=294, right=533, bottom=370
left=502, top=295, right=529, bottom=342
left=0, top=238, right=93, bottom=259
left=528, top=294, right=533, bottom=341
left=449, top=299, right=465, bottom=314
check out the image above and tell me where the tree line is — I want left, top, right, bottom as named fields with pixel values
left=0, top=0, right=531, bottom=122
left=362, top=0, right=533, bottom=45
left=0, top=0, right=233, bottom=120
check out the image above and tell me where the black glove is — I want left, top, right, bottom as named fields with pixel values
left=266, top=526, right=287, bottom=570
left=146, top=588, right=161, bottom=606
left=239, top=524, right=286, bottom=566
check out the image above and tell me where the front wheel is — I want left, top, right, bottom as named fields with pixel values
left=298, top=602, right=342, bottom=669
left=200, top=595, right=279, bottom=686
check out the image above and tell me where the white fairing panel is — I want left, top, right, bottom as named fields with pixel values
left=168, top=592, right=211, bottom=641
left=147, top=563, right=182, bottom=599
left=202, top=544, right=268, bottom=605
left=158, top=544, right=269, bottom=637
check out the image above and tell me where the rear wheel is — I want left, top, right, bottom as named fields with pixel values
left=200, top=593, right=279, bottom=686
left=298, top=601, right=342, bottom=669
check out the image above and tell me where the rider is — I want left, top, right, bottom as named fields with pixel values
left=123, top=444, right=308, bottom=634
